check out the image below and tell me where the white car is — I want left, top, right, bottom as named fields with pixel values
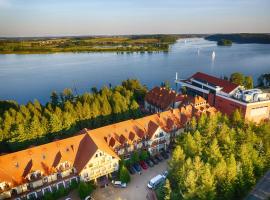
left=162, top=170, right=168, bottom=178
left=85, top=196, right=94, bottom=200
left=111, top=180, right=127, bottom=188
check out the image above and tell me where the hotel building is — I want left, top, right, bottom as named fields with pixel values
left=176, top=72, right=270, bottom=123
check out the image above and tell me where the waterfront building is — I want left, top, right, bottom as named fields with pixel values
left=176, top=72, right=270, bottom=123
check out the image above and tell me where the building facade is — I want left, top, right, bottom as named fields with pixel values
left=176, top=72, right=270, bottom=123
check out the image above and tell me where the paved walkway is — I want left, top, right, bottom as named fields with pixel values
left=245, top=170, right=270, bottom=200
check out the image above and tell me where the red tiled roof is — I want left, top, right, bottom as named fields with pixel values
left=145, top=87, right=178, bottom=109
left=0, top=102, right=217, bottom=188
left=190, top=72, right=239, bottom=93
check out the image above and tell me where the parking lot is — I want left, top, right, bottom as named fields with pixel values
left=92, top=160, right=168, bottom=200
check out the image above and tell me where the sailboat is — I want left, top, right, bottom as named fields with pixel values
left=212, top=51, right=216, bottom=60
left=197, top=48, right=200, bottom=55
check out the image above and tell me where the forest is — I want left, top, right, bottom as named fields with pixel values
left=205, top=33, right=270, bottom=44
left=0, top=35, right=178, bottom=54
left=0, top=79, right=147, bottom=153
left=158, top=111, right=270, bottom=200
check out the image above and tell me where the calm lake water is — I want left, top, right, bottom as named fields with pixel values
left=0, top=38, right=270, bottom=104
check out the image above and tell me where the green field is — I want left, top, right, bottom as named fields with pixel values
left=0, top=35, right=178, bottom=54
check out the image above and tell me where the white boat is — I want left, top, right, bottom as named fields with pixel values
left=197, top=48, right=200, bottom=55
left=212, top=51, right=216, bottom=60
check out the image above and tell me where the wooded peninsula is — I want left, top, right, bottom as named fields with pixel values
left=0, top=35, right=178, bottom=54
left=206, top=33, right=270, bottom=44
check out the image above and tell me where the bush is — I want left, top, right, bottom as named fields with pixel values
left=119, top=165, right=131, bottom=183
left=78, top=182, right=95, bottom=200
left=130, top=151, right=139, bottom=165
left=139, top=150, right=149, bottom=161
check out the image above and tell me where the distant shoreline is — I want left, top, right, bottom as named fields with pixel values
left=205, top=33, right=270, bottom=44
left=0, top=35, right=180, bottom=54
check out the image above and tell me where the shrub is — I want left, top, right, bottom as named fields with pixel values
left=119, top=165, right=131, bottom=183
left=139, top=150, right=149, bottom=161
left=78, top=182, right=95, bottom=200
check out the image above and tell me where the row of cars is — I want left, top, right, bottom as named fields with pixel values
left=127, top=150, right=169, bottom=175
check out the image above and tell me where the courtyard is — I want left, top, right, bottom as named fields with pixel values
left=92, top=160, right=168, bottom=200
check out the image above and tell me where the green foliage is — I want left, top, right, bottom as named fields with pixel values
left=119, top=165, right=131, bottom=183
left=78, top=182, right=95, bottom=200
left=217, top=39, right=232, bottom=46
left=161, top=80, right=171, bottom=90
left=139, top=150, right=149, bottom=161
left=155, top=184, right=165, bottom=200
left=130, top=151, right=140, bottom=165
left=0, top=35, right=177, bottom=54
left=244, top=76, right=254, bottom=89
left=169, top=113, right=270, bottom=200
left=164, top=179, right=172, bottom=200
left=230, top=72, right=245, bottom=86
left=0, top=79, right=145, bottom=153
left=43, top=185, right=72, bottom=200
left=258, top=73, right=270, bottom=87
left=229, top=72, right=253, bottom=89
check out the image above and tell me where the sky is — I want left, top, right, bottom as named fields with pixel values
left=0, top=0, right=269, bottom=37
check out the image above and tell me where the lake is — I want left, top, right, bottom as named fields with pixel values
left=0, top=38, right=269, bottom=104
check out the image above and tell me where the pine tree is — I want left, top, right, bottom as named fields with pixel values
left=50, top=91, right=59, bottom=106
left=164, top=179, right=172, bottom=200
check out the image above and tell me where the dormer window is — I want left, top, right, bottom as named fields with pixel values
left=14, top=162, right=19, bottom=168
left=57, top=161, right=71, bottom=171
left=0, top=182, right=10, bottom=191
left=27, top=170, right=42, bottom=181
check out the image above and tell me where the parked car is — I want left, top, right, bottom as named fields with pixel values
left=147, top=174, right=165, bottom=189
left=162, top=170, right=168, bottom=178
left=161, top=151, right=169, bottom=159
left=145, top=159, right=154, bottom=167
left=150, top=157, right=159, bottom=165
left=155, top=154, right=163, bottom=162
left=133, top=163, right=142, bottom=173
left=128, top=165, right=136, bottom=175
left=112, top=180, right=127, bottom=188
left=85, top=196, right=94, bottom=200
left=140, top=160, right=148, bottom=170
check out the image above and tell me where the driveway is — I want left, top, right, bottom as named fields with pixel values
left=92, top=160, right=168, bottom=200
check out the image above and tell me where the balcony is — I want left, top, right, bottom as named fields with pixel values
left=11, top=173, right=79, bottom=200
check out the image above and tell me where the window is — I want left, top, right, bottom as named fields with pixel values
left=42, top=187, right=51, bottom=195
left=27, top=192, right=37, bottom=199
left=43, top=177, right=48, bottom=183
left=95, top=153, right=98, bottom=158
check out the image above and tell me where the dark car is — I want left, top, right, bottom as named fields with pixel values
left=150, top=157, right=159, bottom=165
left=161, top=151, right=169, bottom=159
left=140, top=160, right=148, bottom=170
left=155, top=154, right=163, bottom=162
left=145, top=159, right=154, bottom=167
left=128, top=165, right=136, bottom=175
left=133, top=163, right=142, bottom=173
